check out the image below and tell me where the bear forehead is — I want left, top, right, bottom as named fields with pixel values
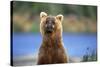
left=46, top=16, right=55, bottom=21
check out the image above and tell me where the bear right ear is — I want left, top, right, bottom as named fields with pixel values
left=56, top=14, right=63, bottom=22
left=40, top=12, right=47, bottom=18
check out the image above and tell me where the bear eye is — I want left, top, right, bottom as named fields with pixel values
left=52, top=21, right=55, bottom=24
left=46, top=21, right=48, bottom=24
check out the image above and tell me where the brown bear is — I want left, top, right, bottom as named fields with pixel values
left=37, top=12, right=68, bottom=65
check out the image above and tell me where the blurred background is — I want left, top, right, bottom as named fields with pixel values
left=12, top=1, right=97, bottom=66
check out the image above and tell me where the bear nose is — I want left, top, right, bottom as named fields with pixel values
left=47, top=24, right=52, bottom=28
left=45, top=23, right=52, bottom=28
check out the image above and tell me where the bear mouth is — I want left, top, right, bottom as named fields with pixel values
left=46, top=28, right=53, bottom=33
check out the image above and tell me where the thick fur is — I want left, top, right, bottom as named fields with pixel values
left=37, top=12, right=68, bottom=65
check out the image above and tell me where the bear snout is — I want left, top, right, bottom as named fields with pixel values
left=45, top=23, right=54, bottom=33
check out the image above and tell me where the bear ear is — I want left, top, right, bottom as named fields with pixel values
left=56, top=14, right=63, bottom=22
left=40, top=12, right=47, bottom=18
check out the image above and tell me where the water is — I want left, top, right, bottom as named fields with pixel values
left=12, top=33, right=97, bottom=57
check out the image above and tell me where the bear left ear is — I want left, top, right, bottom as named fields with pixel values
left=56, top=14, right=63, bottom=22
left=40, top=12, right=47, bottom=18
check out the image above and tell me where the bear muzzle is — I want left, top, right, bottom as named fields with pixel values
left=45, top=24, right=54, bottom=33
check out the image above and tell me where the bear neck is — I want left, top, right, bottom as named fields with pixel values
left=42, top=31, right=62, bottom=48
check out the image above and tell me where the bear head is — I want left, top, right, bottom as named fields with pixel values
left=40, top=12, right=63, bottom=37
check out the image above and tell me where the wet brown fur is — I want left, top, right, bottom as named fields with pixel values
left=37, top=12, right=68, bottom=64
